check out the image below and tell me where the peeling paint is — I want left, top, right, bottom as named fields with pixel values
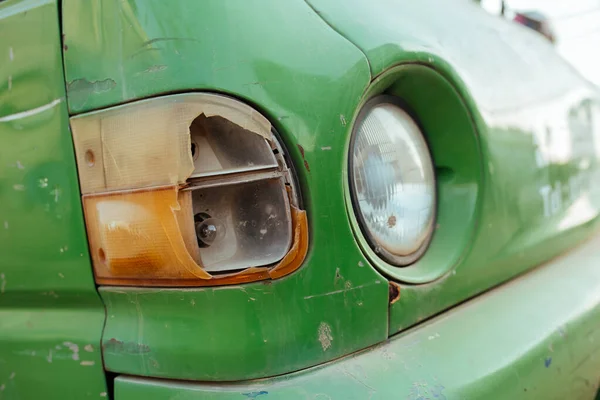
left=242, top=391, right=268, bottom=399
left=80, top=360, right=95, bottom=366
left=63, top=341, right=80, bottom=361
left=84, top=344, right=94, bottom=352
left=340, top=114, right=347, bottom=126
left=321, top=146, right=332, bottom=151
left=16, top=161, right=24, bottom=169
left=318, top=322, right=333, bottom=351
left=100, top=392, right=107, bottom=397
left=103, top=338, right=151, bottom=354
left=67, top=78, right=116, bottom=95
left=12, top=184, right=25, bottom=191
left=3, top=221, right=8, bottom=229
left=1, top=273, right=5, bottom=293
left=8, top=46, right=13, bottom=61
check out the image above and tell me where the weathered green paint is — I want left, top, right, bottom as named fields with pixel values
left=59, top=0, right=600, bottom=385
left=308, top=0, right=600, bottom=334
left=0, top=0, right=108, bottom=397
left=114, top=232, right=600, bottom=399
left=63, top=0, right=390, bottom=381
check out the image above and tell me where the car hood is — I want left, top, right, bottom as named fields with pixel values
left=306, top=0, right=596, bottom=115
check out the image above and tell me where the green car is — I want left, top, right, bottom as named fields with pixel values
left=2, top=0, right=600, bottom=399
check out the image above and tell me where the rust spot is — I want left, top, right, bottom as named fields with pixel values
left=297, top=144, right=310, bottom=172
left=387, top=215, right=397, bottom=228
left=297, top=144, right=305, bottom=158
left=389, top=282, right=401, bottom=304
left=103, top=338, right=151, bottom=354
left=303, top=160, right=311, bottom=172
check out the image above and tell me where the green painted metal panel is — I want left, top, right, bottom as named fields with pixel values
left=115, top=231, right=600, bottom=399
left=63, top=0, right=390, bottom=381
left=0, top=0, right=107, bottom=398
left=307, top=0, right=600, bottom=335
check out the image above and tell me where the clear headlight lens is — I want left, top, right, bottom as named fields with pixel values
left=350, top=97, right=436, bottom=266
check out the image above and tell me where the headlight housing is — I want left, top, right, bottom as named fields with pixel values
left=349, top=96, right=436, bottom=266
left=70, top=93, right=308, bottom=286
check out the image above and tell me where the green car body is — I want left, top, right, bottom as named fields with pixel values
left=1, top=0, right=600, bottom=398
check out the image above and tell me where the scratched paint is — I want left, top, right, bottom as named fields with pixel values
left=0, top=0, right=108, bottom=398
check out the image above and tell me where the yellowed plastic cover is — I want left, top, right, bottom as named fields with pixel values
left=70, top=93, right=272, bottom=194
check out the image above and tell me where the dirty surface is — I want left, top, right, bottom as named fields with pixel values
left=0, top=0, right=107, bottom=398
left=115, top=232, right=600, bottom=398
left=63, top=0, right=390, bottom=381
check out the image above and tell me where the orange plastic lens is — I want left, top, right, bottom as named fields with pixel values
left=84, top=186, right=211, bottom=281
left=84, top=186, right=308, bottom=286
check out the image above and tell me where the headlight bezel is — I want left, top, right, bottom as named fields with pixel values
left=348, top=95, right=437, bottom=267
left=344, top=64, right=484, bottom=284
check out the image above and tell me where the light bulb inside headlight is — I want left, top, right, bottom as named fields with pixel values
left=350, top=96, right=436, bottom=266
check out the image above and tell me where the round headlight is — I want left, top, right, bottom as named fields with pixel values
left=349, top=96, right=436, bottom=266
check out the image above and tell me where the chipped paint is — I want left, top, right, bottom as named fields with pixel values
left=63, top=341, right=80, bottom=361
left=242, top=391, right=268, bottom=399
left=84, top=344, right=94, bottom=352
left=139, top=65, right=168, bottom=74
left=12, top=184, right=25, bottom=191
left=80, top=360, right=95, bottom=366
left=103, top=338, right=151, bottom=354
left=318, top=322, right=333, bottom=351
left=340, top=114, right=347, bottom=126
left=67, top=78, right=116, bottom=95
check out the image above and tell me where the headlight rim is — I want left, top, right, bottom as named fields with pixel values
left=348, top=94, right=438, bottom=267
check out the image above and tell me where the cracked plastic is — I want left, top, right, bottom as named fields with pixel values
left=72, top=93, right=307, bottom=286
left=70, top=93, right=272, bottom=194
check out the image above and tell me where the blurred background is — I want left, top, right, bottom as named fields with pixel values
left=478, top=0, right=600, bottom=87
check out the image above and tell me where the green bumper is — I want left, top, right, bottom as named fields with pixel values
left=115, top=232, right=600, bottom=399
